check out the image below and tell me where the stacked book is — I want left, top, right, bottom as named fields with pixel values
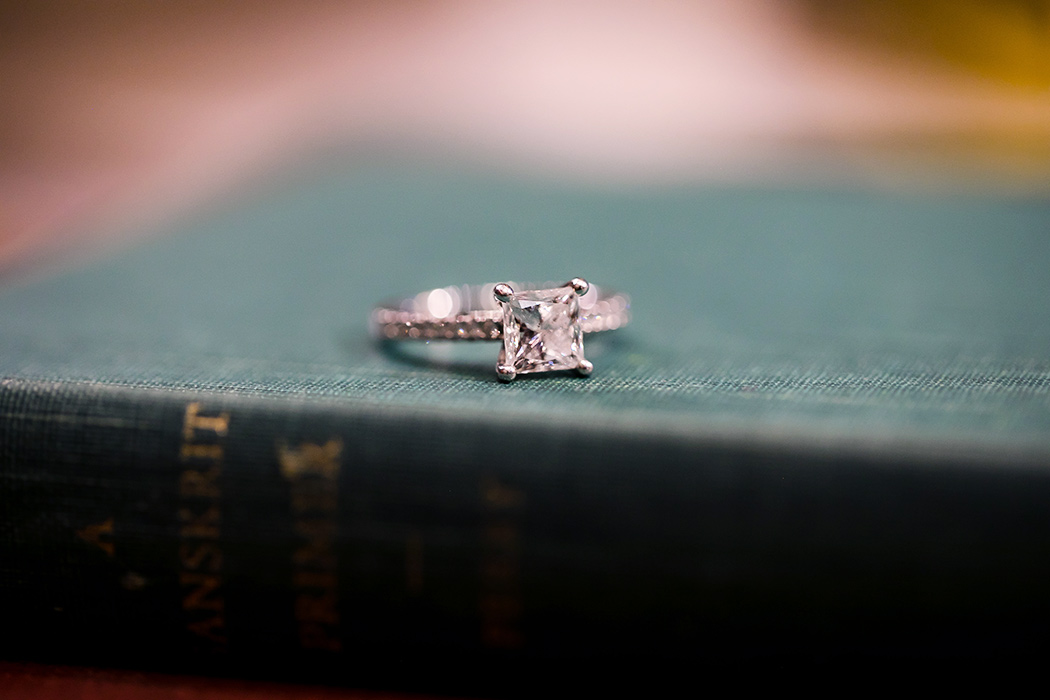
left=2, top=164, right=1048, bottom=691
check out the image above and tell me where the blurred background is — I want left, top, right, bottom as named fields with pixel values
left=2, top=0, right=1049, bottom=276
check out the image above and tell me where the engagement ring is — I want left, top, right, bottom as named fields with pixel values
left=371, top=279, right=630, bottom=382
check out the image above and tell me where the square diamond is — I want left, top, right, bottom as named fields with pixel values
left=500, top=285, right=585, bottom=375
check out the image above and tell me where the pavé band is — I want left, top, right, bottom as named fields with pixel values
left=371, top=279, right=630, bottom=381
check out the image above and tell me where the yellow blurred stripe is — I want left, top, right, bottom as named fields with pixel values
left=808, top=0, right=1050, bottom=88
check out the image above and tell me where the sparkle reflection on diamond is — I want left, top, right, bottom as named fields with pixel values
left=500, top=285, right=585, bottom=374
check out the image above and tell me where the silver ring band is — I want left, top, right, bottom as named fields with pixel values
left=370, top=282, right=630, bottom=341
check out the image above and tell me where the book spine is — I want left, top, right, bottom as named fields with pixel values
left=2, top=378, right=1050, bottom=685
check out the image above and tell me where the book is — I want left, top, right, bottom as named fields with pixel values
left=1, top=162, right=1049, bottom=691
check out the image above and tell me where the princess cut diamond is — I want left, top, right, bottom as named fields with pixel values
left=496, top=283, right=590, bottom=381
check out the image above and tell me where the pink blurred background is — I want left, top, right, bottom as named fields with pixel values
left=3, top=0, right=1048, bottom=275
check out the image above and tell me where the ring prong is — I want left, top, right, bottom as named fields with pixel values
left=576, top=359, right=594, bottom=377
left=493, top=283, right=514, bottom=304
left=496, top=364, right=517, bottom=382
left=568, top=277, right=589, bottom=295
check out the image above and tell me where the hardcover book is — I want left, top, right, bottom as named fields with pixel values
left=1, top=162, right=1049, bottom=690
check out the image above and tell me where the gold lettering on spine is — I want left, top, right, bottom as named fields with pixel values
left=179, top=572, right=224, bottom=612
left=76, top=517, right=115, bottom=557
left=183, top=403, right=229, bottom=440
left=479, top=476, right=524, bottom=649
left=278, top=439, right=343, bottom=652
left=178, top=402, right=229, bottom=649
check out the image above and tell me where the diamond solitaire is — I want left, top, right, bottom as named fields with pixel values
left=494, top=278, right=592, bottom=382
left=370, top=278, right=629, bottom=382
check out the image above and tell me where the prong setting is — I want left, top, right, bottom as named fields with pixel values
left=493, top=283, right=514, bottom=304
left=568, top=277, right=589, bottom=296
left=576, top=359, right=594, bottom=377
left=496, top=364, right=517, bottom=382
